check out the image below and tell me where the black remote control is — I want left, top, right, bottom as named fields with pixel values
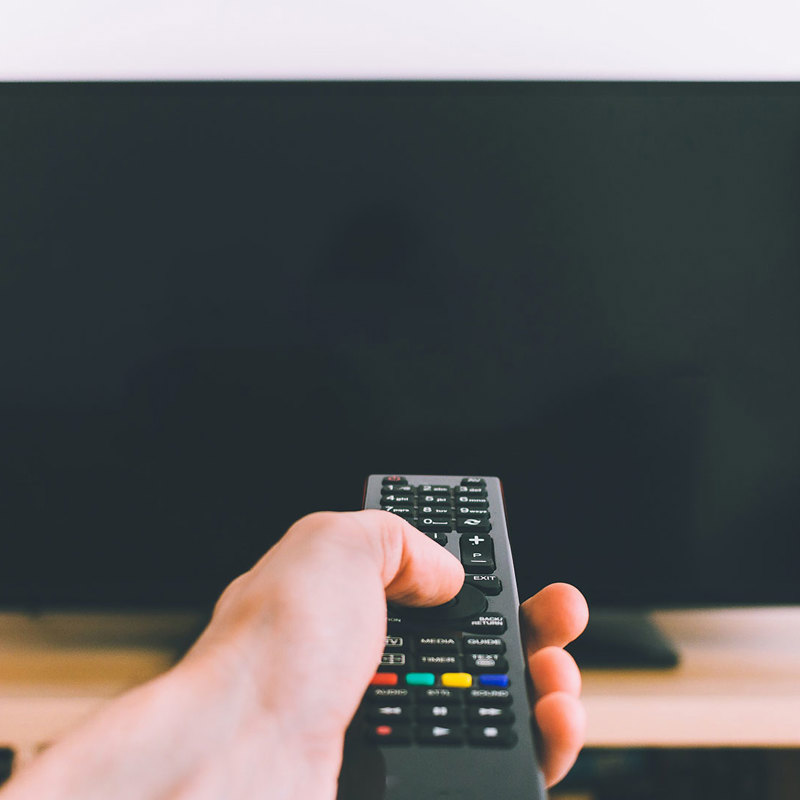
left=336, top=474, right=546, bottom=800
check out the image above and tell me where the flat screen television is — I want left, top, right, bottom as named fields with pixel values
left=2, top=83, right=799, bottom=659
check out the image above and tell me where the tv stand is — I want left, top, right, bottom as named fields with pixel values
left=566, top=609, right=679, bottom=669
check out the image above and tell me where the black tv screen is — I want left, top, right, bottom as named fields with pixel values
left=1, top=82, right=799, bottom=609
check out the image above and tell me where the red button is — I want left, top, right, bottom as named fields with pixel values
left=375, top=725, right=393, bottom=736
left=370, top=672, right=399, bottom=686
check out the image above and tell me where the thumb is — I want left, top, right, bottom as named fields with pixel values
left=347, top=509, right=465, bottom=607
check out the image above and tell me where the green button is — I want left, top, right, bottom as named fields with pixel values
left=405, top=672, right=435, bottom=686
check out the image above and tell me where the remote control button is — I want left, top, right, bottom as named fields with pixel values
left=468, top=706, right=515, bottom=724
left=460, top=477, right=486, bottom=487
left=416, top=725, right=465, bottom=745
left=380, top=505, right=415, bottom=519
left=457, top=507, right=490, bottom=518
left=405, top=673, right=436, bottom=686
left=468, top=688, right=512, bottom=705
left=381, top=493, right=415, bottom=505
left=417, top=518, right=452, bottom=533
left=441, top=672, right=472, bottom=688
left=456, top=517, right=492, bottom=534
left=416, top=635, right=458, bottom=652
left=367, top=687, right=412, bottom=704
left=465, top=575, right=502, bottom=595
left=458, top=486, right=488, bottom=498
left=380, top=485, right=409, bottom=495
left=454, top=496, right=489, bottom=508
left=466, top=614, right=507, bottom=635
left=418, top=495, right=450, bottom=506
left=466, top=653, right=509, bottom=672
left=417, top=654, right=460, bottom=671
left=425, top=531, right=448, bottom=546
left=478, top=674, right=510, bottom=688
left=460, top=535, right=496, bottom=574
left=419, top=505, right=450, bottom=517
left=393, top=584, right=487, bottom=627
left=416, top=704, right=464, bottom=722
left=417, top=687, right=463, bottom=703
left=467, top=725, right=516, bottom=747
left=382, top=485, right=414, bottom=497
left=463, top=636, right=506, bottom=654
left=366, top=705, right=411, bottom=723
left=380, top=653, right=407, bottom=668
left=370, top=673, right=399, bottom=686
left=384, top=635, right=404, bottom=649
left=417, top=484, right=450, bottom=495
left=382, top=476, right=408, bottom=485
left=367, top=724, right=412, bottom=744
left=460, top=556, right=496, bottom=575
left=462, top=532, right=491, bottom=547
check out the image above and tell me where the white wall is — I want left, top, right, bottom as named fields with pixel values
left=1, top=0, right=800, bottom=80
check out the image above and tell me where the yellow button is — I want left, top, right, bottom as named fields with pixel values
left=440, top=672, right=472, bottom=688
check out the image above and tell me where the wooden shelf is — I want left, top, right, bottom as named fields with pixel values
left=582, top=607, right=800, bottom=748
left=1, top=606, right=799, bottom=760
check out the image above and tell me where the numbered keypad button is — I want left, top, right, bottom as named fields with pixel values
left=417, top=517, right=453, bottom=533
left=454, top=496, right=489, bottom=508
left=417, top=485, right=450, bottom=496
left=418, top=495, right=450, bottom=506
left=382, top=485, right=414, bottom=497
left=381, top=493, right=415, bottom=505
left=381, top=504, right=415, bottom=519
left=420, top=506, right=450, bottom=517
left=456, top=507, right=490, bottom=518
left=458, top=486, right=488, bottom=498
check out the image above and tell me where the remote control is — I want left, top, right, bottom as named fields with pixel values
left=336, top=474, right=546, bottom=800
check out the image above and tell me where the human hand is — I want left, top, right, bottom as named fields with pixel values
left=182, top=509, right=588, bottom=791
left=0, top=509, right=587, bottom=800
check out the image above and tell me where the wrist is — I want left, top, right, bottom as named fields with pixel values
left=1, top=647, right=341, bottom=800
left=179, top=617, right=348, bottom=767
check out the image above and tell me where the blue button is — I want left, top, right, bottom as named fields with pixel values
left=479, top=674, right=509, bottom=688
